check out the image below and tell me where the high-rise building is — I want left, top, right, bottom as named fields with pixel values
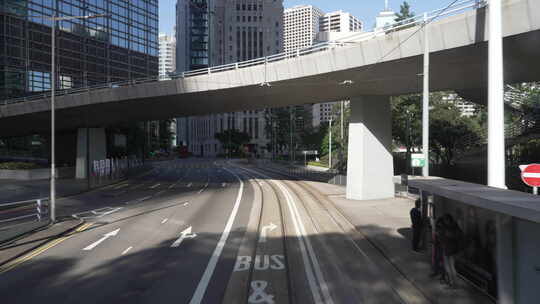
left=283, top=5, right=323, bottom=52
left=283, top=6, right=361, bottom=127
left=158, top=32, right=177, bottom=147
left=159, top=33, right=176, bottom=78
left=0, top=0, right=159, bottom=101
left=319, top=10, right=363, bottom=33
left=316, top=10, right=363, bottom=42
left=175, top=0, right=283, bottom=156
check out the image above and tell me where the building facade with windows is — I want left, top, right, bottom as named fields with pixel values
left=0, top=0, right=159, bottom=101
left=176, top=0, right=283, bottom=156
left=159, top=32, right=176, bottom=77
left=283, top=6, right=361, bottom=127
left=283, top=5, right=323, bottom=52
left=319, top=10, right=362, bottom=33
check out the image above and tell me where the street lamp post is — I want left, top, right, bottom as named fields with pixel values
left=329, top=118, right=333, bottom=170
left=45, top=13, right=105, bottom=222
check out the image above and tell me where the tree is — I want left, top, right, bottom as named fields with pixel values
left=214, top=129, right=251, bottom=156
left=429, top=98, right=483, bottom=165
left=391, top=95, right=422, bottom=173
left=264, top=106, right=312, bottom=159
left=158, top=119, right=175, bottom=151
left=395, top=1, right=415, bottom=22
left=318, top=101, right=350, bottom=170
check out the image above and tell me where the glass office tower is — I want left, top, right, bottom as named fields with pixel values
left=0, top=0, right=159, bottom=100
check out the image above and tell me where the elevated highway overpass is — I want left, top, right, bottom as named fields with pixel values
left=1, top=0, right=539, bottom=200
left=1, top=0, right=539, bottom=135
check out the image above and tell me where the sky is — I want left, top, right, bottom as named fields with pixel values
left=159, top=0, right=451, bottom=35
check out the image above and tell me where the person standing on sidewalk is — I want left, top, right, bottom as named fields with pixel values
left=431, top=217, right=445, bottom=278
left=410, top=199, right=424, bottom=252
left=441, top=214, right=464, bottom=288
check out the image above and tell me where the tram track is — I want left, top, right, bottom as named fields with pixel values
left=242, top=164, right=430, bottom=304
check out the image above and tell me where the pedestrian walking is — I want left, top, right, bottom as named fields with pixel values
left=441, top=214, right=464, bottom=288
left=410, top=199, right=423, bottom=252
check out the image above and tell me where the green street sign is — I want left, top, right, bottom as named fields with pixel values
left=411, top=153, right=425, bottom=168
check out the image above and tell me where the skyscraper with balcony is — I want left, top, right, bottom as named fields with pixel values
left=0, top=0, right=159, bottom=101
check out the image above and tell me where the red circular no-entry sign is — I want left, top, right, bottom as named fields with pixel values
left=520, top=164, right=540, bottom=187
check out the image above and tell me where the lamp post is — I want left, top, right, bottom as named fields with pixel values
left=329, top=118, right=333, bottom=170
left=43, top=13, right=105, bottom=222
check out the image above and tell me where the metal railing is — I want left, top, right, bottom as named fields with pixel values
left=0, top=0, right=486, bottom=106
left=0, top=198, right=50, bottom=231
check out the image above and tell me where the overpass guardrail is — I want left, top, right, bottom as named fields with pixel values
left=0, top=0, right=486, bottom=106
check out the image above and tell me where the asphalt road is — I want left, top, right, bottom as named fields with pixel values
left=0, top=159, right=427, bottom=304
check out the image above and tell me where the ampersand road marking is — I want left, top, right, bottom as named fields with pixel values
left=248, top=280, right=275, bottom=304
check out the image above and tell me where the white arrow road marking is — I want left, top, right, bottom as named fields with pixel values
left=260, top=222, right=278, bottom=243
left=150, top=183, right=161, bottom=189
left=161, top=218, right=169, bottom=224
left=122, top=246, right=132, bottom=255
left=187, top=182, right=193, bottom=187
left=222, top=182, right=227, bottom=187
left=83, top=229, right=120, bottom=251
left=523, top=173, right=540, bottom=178
left=183, top=202, right=189, bottom=207
left=171, top=226, right=197, bottom=248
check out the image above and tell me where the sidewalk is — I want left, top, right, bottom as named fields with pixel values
left=304, top=181, right=494, bottom=304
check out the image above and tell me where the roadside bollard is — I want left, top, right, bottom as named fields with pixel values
left=36, top=199, right=42, bottom=221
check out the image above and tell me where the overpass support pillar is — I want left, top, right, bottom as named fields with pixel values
left=76, top=128, right=106, bottom=179
left=346, top=96, right=394, bottom=200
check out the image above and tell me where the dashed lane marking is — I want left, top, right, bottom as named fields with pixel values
left=121, top=246, right=133, bottom=255
left=161, top=218, right=169, bottom=224
left=149, top=183, right=161, bottom=189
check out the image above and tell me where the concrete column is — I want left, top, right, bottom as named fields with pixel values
left=76, top=128, right=106, bottom=179
left=496, top=214, right=515, bottom=304
left=488, top=0, right=506, bottom=188
left=346, top=96, right=394, bottom=200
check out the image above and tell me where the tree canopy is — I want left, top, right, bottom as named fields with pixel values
left=395, top=1, right=415, bottom=22
left=214, top=129, right=251, bottom=156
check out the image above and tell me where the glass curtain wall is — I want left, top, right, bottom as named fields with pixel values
left=0, top=0, right=159, bottom=101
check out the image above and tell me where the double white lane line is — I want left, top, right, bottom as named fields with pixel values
left=247, top=168, right=334, bottom=304
left=188, top=168, right=244, bottom=304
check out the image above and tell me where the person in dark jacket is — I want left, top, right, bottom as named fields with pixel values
left=430, top=217, right=445, bottom=278
left=441, top=214, right=463, bottom=287
left=410, top=199, right=423, bottom=252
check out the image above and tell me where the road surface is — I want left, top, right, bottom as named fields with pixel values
left=0, top=159, right=426, bottom=304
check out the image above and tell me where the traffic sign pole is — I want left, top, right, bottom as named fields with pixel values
left=534, top=187, right=538, bottom=196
